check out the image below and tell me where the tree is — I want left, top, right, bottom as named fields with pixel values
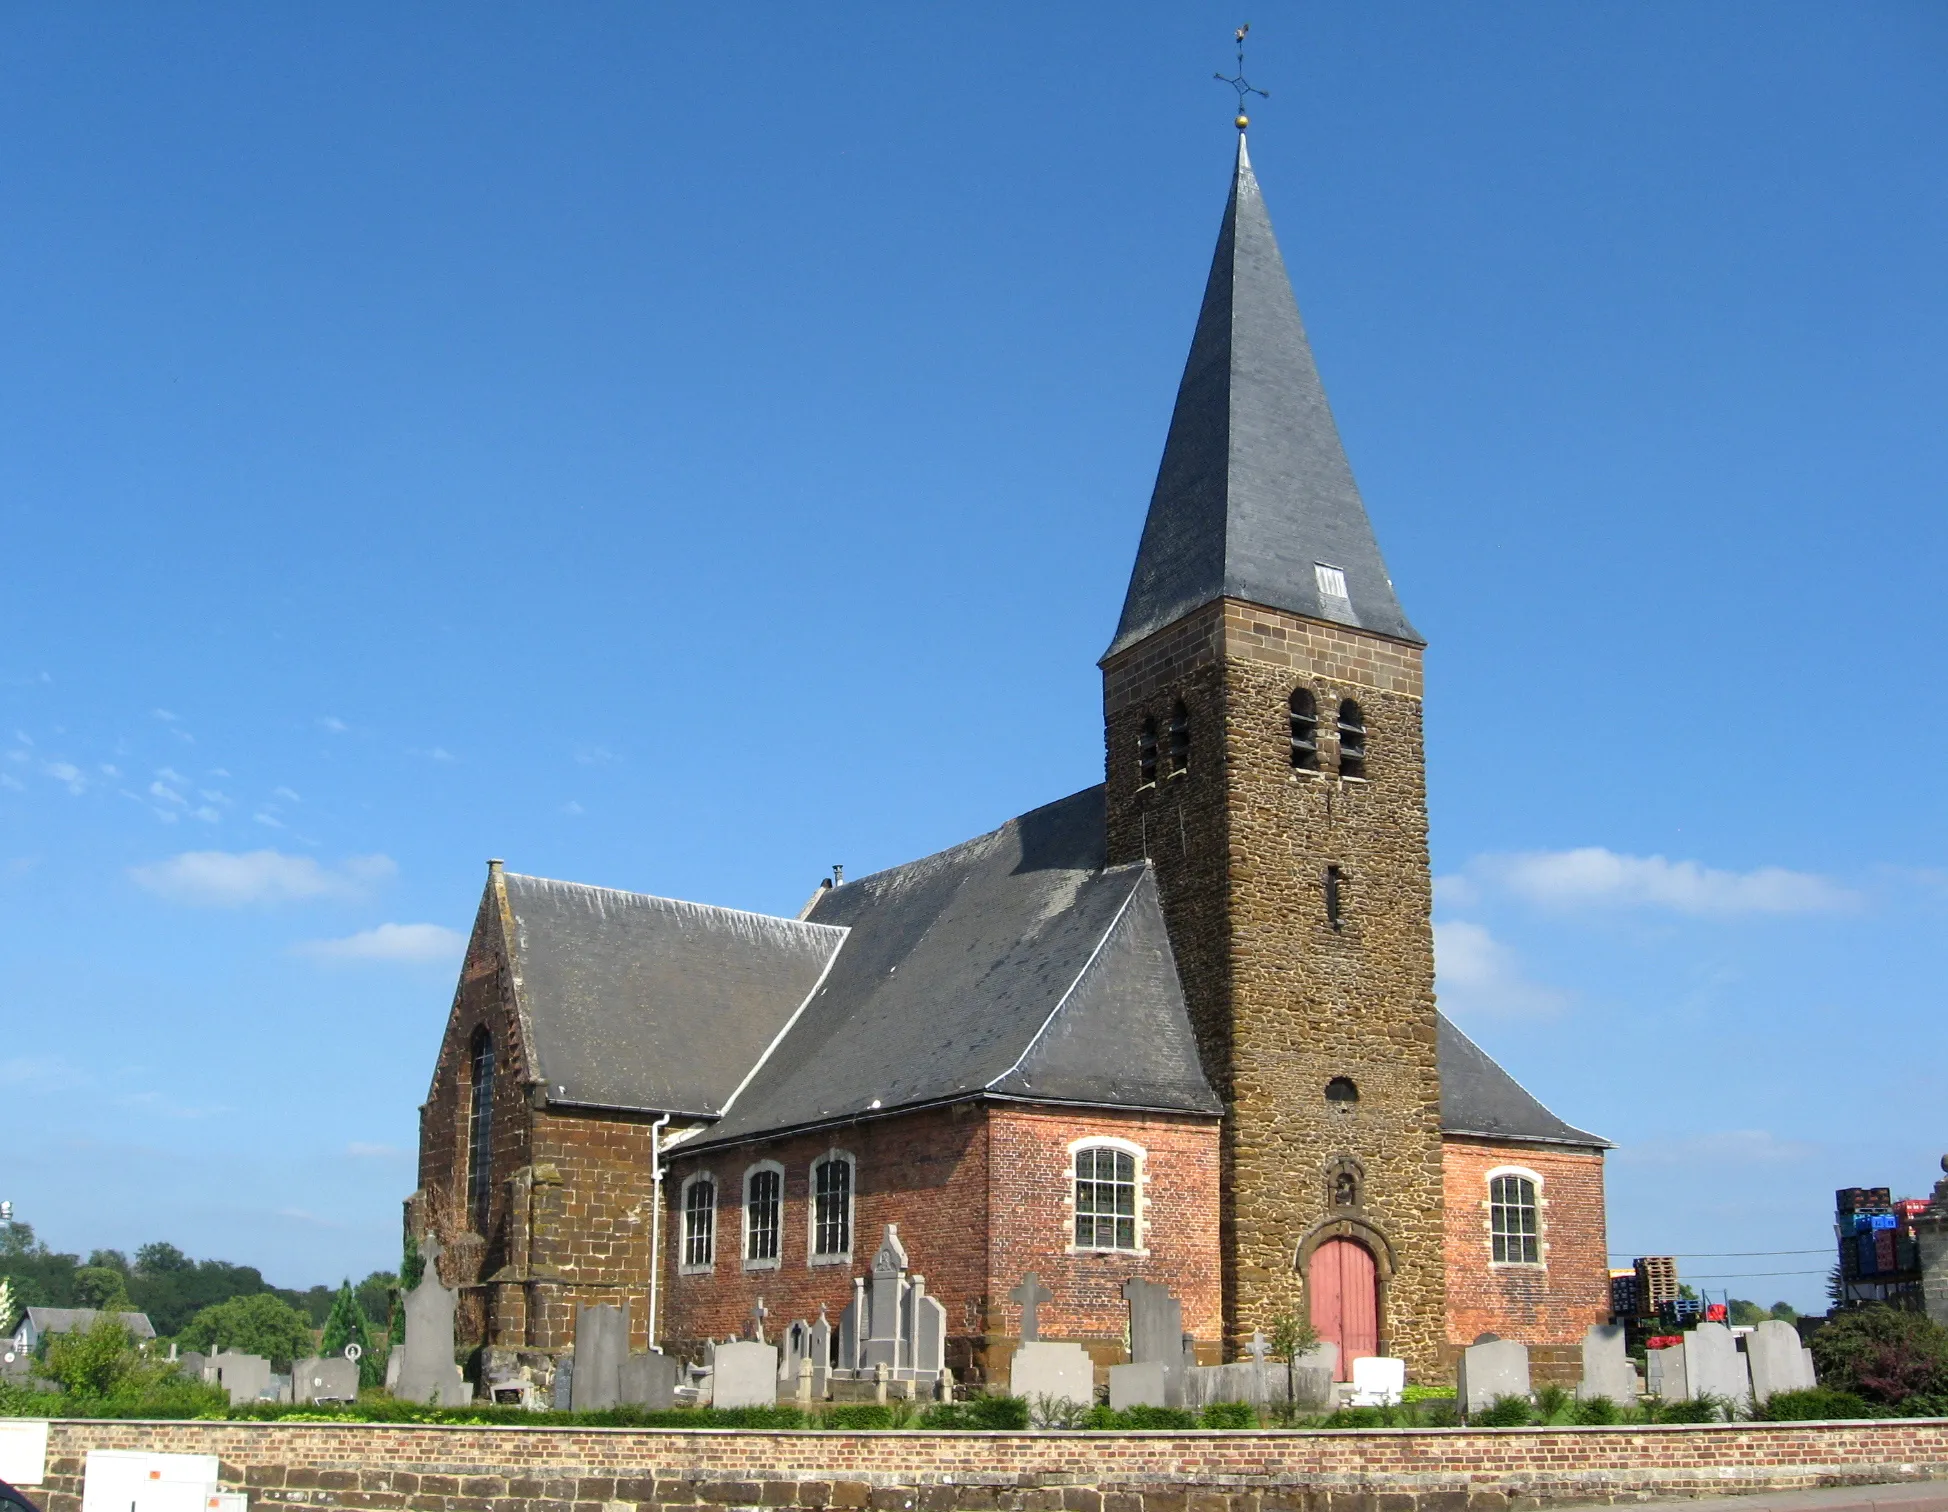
left=319, top=1282, right=371, bottom=1359
left=354, top=1271, right=397, bottom=1335
left=177, top=1293, right=317, bottom=1368
left=1809, top=1305, right=1948, bottom=1406
left=73, top=1266, right=133, bottom=1312
left=45, top=1315, right=150, bottom=1398
left=135, top=1242, right=192, bottom=1274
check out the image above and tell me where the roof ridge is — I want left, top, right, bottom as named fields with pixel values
left=504, top=871, right=845, bottom=936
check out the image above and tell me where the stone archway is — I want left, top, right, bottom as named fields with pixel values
left=1296, top=1217, right=1397, bottom=1380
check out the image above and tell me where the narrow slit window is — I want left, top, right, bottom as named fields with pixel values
left=745, top=1167, right=781, bottom=1263
left=1074, top=1146, right=1138, bottom=1250
left=683, top=1176, right=716, bottom=1268
left=467, top=1027, right=495, bottom=1234
left=1289, top=689, right=1318, bottom=770
left=1490, top=1174, right=1540, bottom=1264
left=1337, top=700, right=1367, bottom=779
left=1325, top=864, right=1344, bottom=928
left=1138, top=717, right=1158, bottom=787
left=1168, top=701, right=1190, bottom=777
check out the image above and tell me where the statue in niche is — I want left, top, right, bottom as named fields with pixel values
left=1327, top=1156, right=1363, bottom=1211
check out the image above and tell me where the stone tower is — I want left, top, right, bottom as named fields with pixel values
left=1101, top=137, right=1444, bottom=1374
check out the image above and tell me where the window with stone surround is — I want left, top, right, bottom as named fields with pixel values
left=743, top=1162, right=783, bottom=1268
left=1489, top=1170, right=1542, bottom=1265
left=680, top=1173, right=716, bottom=1272
left=1138, top=717, right=1158, bottom=787
left=466, top=1027, right=494, bottom=1235
left=1168, top=701, right=1190, bottom=777
left=1337, top=700, right=1367, bottom=779
left=1289, top=688, right=1319, bottom=771
left=810, top=1151, right=854, bottom=1263
left=1073, top=1142, right=1140, bottom=1251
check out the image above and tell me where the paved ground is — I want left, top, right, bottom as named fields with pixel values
left=1559, top=1484, right=1948, bottom=1512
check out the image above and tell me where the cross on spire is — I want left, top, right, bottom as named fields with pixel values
left=1009, top=1273, right=1054, bottom=1341
left=1215, top=23, right=1268, bottom=132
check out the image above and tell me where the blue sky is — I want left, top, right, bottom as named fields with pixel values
left=2, top=3, right=1943, bottom=1312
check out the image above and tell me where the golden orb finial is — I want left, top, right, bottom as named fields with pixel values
left=1236, top=113, right=1250, bottom=131
left=1216, top=23, right=1267, bottom=134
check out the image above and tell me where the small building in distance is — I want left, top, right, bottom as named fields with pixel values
left=10, top=1307, right=157, bottom=1355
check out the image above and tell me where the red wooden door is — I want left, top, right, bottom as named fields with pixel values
left=1309, top=1237, right=1379, bottom=1380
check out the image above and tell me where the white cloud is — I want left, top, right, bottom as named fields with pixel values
left=156, top=766, right=188, bottom=784
left=1616, top=1129, right=1816, bottom=1167
left=252, top=812, right=285, bottom=829
left=208, top=767, right=231, bottom=778
left=346, top=1142, right=405, bottom=1158
left=44, top=761, right=86, bottom=794
left=296, top=922, right=465, bottom=964
left=99, top=763, right=121, bottom=778
left=129, top=849, right=396, bottom=906
left=317, top=716, right=348, bottom=734
left=273, top=786, right=301, bottom=803
left=409, top=746, right=456, bottom=763
left=562, top=800, right=585, bottom=816
left=191, top=806, right=221, bottom=823
left=0, top=773, right=22, bottom=791
left=1433, top=919, right=1569, bottom=1019
left=152, top=709, right=177, bottom=722
left=575, top=744, right=620, bottom=766
left=1450, top=847, right=1856, bottom=917
left=149, top=780, right=187, bottom=806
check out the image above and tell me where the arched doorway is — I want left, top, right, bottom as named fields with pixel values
left=1308, top=1236, right=1378, bottom=1380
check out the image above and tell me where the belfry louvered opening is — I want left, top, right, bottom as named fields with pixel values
left=1289, top=688, right=1319, bottom=770
left=1337, top=700, right=1367, bottom=779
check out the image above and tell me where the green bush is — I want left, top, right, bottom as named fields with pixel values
left=1121, top=1404, right=1196, bottom=1429
left=1569, top=1395, right=1622, bottom=1425
left=177, top=1292, right=317, bottom=1368
left=1533, top=1383, right=1571, bottom=1420
left=1809, top=1306, right=1948, bottom=1407
left=1756, top=1387, right=1875, bottom=1421
left=1079, top=1404, right=1123, bottom=1429
left=1473, top=1394, right=1533, bottom=1427
left=962, top=1393, right=1030, bottom=1430
left=1652, top=1393, right=1728, bottom=1423
left=1321, top=1405, right=1386, bottom=1428
left=824, top=1403, right=892, bottom=1430
left=1412, top=1397, right=1458, bottom=1428
left=1199, top=1401, right=1256, bottom=1429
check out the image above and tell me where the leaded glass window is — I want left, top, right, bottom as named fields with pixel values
left=1075, top=1146, right=1137, bottom=1250
left=1490, top=1173, right=1540, bottom=1264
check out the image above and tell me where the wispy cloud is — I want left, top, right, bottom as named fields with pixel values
left=1615, top=1129, right=1817, bottom=1166
left=1441, top=847, right=1857, bottom=917
left=1433, top=919, right=1569, bottom=1019
left=45, top=761, right=87, bottom=794
left=562, top=800, right=585, bottom=816
left=152, top=709, right=178, bottom=723
left=252, top=812, right=285, bottom=829
left=575, top=744, right=621, bottom=766
left=408, top=746, right=456, bottom=763
left=296, top=922, right=464, bottom=964
left=273, top=786, right=301, bottom=803
left=0, top=773, right=24, bottom=791
left=115, top=1090, right=230, bottom=1120
left=129, top=849, right=396, bottom=906
left=317, top=716, right=348, bottom=735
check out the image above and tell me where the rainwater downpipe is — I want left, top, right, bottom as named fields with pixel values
left=647, top=1113, right=672, bottom=1351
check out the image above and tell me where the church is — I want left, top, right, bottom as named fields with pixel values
left=412, top=135, right=1611, bottom=1388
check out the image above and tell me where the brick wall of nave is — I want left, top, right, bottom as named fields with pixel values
left=1104, top=599, right=1444, bottom=1375
left=1443, top=1135, right=1611, bottom=1348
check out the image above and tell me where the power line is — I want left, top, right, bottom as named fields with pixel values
left=1675, top=1269, right=1828, bottom=1280
left=1607, top=1249, right=1831, bottom=1258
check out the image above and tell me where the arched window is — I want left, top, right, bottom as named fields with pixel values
left=681, top=1174, right=716, bottom=1271
left=1490, top=1172, right=1541, bottom=1264
left=1168, top=701, right=1190, bottom=777
left=1325, top=1076, right=1360, bottom=1105
left=467, top=1027, right=494, bottom=1234
left=744, top=1163, right=783, bottom=1267
left=1289, top=689, right=1319, bottom=770
left=810, top=1152, right=854, bottom=1263
left=1337, top=700, right=1367, bottom=779
left=1073, top=1141, right=1141, bottom=1251
left=1137, top=717, right=1158, bottom=787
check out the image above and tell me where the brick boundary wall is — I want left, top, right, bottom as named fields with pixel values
left=28, top=1419, right=1948, bottom=1512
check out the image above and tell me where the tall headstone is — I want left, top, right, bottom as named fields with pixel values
left=712, top=1340, right=779, bottom=1409
left=838, top=1280, right=864, bottom=1371
left=571, top=1304, right=630, bottom=1411
left=392, top=1234, right=471, bottom=1407
left=207, top=1351, right=271, bottom=1405
left=1121, top=1277, right=1186, bottom=1405
left=1683, top=1321, right=1751, bottom=1413
left=1646, top=1342, right=1686, bottom=1401
left=292, top=1355, right=359, bottom=1405
left=1457, top=1338, right=1530, bottom=1415
left=865, top=1228, right=908, bottom=1368
left=909, top=1281, right=947, bottom=1381
left=1576, top=1324, right=1637, bottom=1404
left=1745, top=1319, right=1817, bottom=1403
left=1011, top=1272, right=1054, bottom=1342
left=809, top=1308, right=831, bottom=1399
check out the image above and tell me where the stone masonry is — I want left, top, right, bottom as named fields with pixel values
left=1103, top=597, right=1444, bottom=1373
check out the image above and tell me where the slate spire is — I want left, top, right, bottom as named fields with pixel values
left=1106, top=137, right=1420, bottom=658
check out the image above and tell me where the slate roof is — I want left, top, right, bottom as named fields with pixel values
left=19, top=1307, right=156, bottom=1340
left=1107, top=136, right=1420, bottom=659
left=690, top=786, right=1221, bottom=1149
left=500, top=872, right=845, bottom=1118
left=1436, top=1014, right=1609, bottom=1149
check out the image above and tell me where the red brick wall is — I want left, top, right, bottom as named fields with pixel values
left=1443, top=1135, right=1610, bottom=1347
left=32, top=1417, right=1948, bottom=1512
left=660, top=1101, right=1221, bottom=1380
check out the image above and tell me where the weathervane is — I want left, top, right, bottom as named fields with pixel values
left=1215, top=23, right=1268, bottom=132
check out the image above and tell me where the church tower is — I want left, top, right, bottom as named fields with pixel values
left=1102, top=137, right=1444, bottom=1374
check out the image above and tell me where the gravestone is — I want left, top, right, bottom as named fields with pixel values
left=176, top=1352, right=208, bottom=1384
left=1108, top=1360, right=1167, bottom=1409
left=618, top=1351, right=678, bottom=1409
left=207, top=1350, right=272, bottom=1405
left=1745, top=1319, right=1817, bottom=1403
left=747, top=1298, right=769, bottom=1344
left=570, top=1304, right=630, bottom=1411
left=809, top=1309, right=831, bottom=1399
left=292, top=1355, right=359, bottom=1404
left=1289, top=1362, right=1334, bottom=1411
left=1576, top=1324, right=1637, bottom=1404
left=905, top=1275, right=948, bottom=1385
left=1683, top=1321, right=1751, bottom=1412
left=1646, top=1342, right=1686, bottom=1400
left=1184, top=1361, right=1262, bottom=1409
left=1121, top=1277, right=1185, bottom=1405
left=1348, top=1355, right=1405, bottom=1406
left=1458, top=1338, right=1530, bottom=1415
left=1007, top=1340, right=1093, bottom=1406
left=865, top=1231, right=908, bottom=1367
left=1011, top=1273, right=1054, bottom=1342
left=551, top=1354, right=573, bottom=1409
left=712, top=1340, right=778, bottom=1408
left=392, top=1234, right=471, bottom=1406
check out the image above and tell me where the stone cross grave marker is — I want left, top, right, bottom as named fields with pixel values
left=1011, top=1273, right=1053, bottom=1342
left=748, top=1298, right=768, bottom=1344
